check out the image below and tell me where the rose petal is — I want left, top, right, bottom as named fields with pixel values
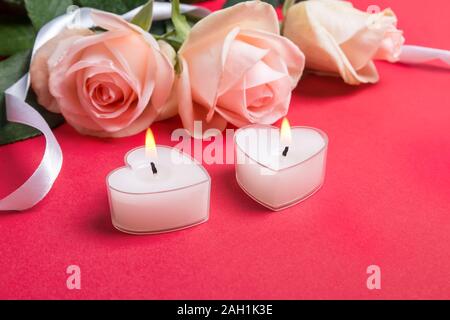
left=238, top=29, right=305, bottom=87
left=218, top=38, right=269, bottom=95
left=250, top=77, right=291, bottom=123
left=284, top=2, right=379, bottom=85
left=180, top=27, right=239, bottom=109
left=180, top=1, right=279, bottom=53
left=155, top=85, right=178, bottom=122
left=340, top=9, right=401, bottom=69
left=216, top=80, right=249, bottom=127
left=91, top=10, right=160, bottom=49
left=246, top=84, right=273, bottom=108
left=374, top=27, right=405, bottom=62
left=148, top=43, right=175, bottom=112
left=179, top=1, right=281, bottom=108
left=178, top=59, right=227, bottom=139
left=84, top=73, right=132, bottom=117
left=283, top=0, right=403, bottom=85
left=48, top=30, right=131, bottom=102
left=92, top=10, right=175, bottom=105
left=66, top=60, right=139, bottom=95
left=30, top=28, right=93, bottom=113
left=307, top=0, right=369, bottom=44
left=45, top=11, right=174, bottom=137
left=244, top=60, right=287, bottom=88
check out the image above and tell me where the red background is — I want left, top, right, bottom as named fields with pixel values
left=1, top=0, right=449, bottom=299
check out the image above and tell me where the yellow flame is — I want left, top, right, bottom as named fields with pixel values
left=280, top=117, right=292, bottom=146
left=145, top=128, right=157, bottom=159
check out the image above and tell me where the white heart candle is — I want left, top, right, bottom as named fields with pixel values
left=107, top=129, right=211, bottom=234
left=234, top=120, right=328, bottom=211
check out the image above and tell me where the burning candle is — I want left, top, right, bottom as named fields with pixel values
left=234, top=119, right=328, bottom=211
left=107, top=129, right=211, bottom=234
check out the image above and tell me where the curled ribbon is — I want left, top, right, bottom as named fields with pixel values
left=400, top=45, right=450, bottom=65
left=0, top=2, right=209, bottom=212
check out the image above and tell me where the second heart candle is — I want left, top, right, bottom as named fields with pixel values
left=234, top=119, right=328, bottom=211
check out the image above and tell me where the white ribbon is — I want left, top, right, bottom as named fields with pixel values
left=0, top=2, right=209, bottom=212
left=400, top=45, right=450, bottom=65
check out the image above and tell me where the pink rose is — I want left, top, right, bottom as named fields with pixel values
left=283, top=0, right=405, bottom=85
left=177, top=1, right=305, bottom=138
left=30, top=28, right=94, bottom=113
left=31, top=11, right=175, bottom=137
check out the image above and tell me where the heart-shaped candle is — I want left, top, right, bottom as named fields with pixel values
left=107, top=129, right=211, bottom=234
left=234, top=120, right=328, bottom=211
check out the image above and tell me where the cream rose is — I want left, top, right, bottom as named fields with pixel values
left=177, top=1, right=305, bottom=138
left=31, top=11, right=175, bottom=137
left=283, top=0, right=405, bottom=85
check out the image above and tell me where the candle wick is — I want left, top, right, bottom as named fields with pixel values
left=282, top=146, right=289, bottom=157
left=150, top=162, right=158, bottom=175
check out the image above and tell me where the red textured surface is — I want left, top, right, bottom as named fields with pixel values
left=1, top=0, right=449, bottom=299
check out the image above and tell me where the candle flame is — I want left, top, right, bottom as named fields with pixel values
left=145, top=128, right=157, bottom=159
left=280, top=117, right=292, bottom=146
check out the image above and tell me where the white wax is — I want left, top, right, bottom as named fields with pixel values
left=107, top=146, right=211, bottom=234
left=235, top=126, right=328, bottom=211
left=109, top=147, right=208, bottom=193
left=235, top=127, right=326, bottom=170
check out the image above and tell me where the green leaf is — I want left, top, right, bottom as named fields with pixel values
left=152, top=12, right=200, bottom=55
left=0, top=91, right=65, bottom=145
left=223, top=0, right=281, bottom=9
left=0, top=0, right=27, bottom=17
left=4, top=0, right=25, bottom=5
left=75, top=0, right=148, bottom=15
left=0, top=51, right=64, bottom=145
left=131, top=0, right=153, bottom=32
left=0, top=20, right=35, bottom=55
left=171, top=0, right=191, bottom=41
left=282, top=0, right=295, bottom=16
left=25, top=0, right=73, bottom=30
left=0, top=122, right=40, bottom=145
left=0, top=50, right=30, bottom=127
left=151, top=0, right=191, bottom=54
left=149, top=20, right=167, bottom=36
